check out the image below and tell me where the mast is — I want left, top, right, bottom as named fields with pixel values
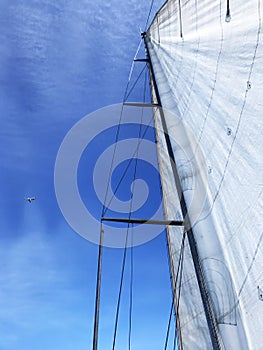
left=142, top=32, right=223, bottom=350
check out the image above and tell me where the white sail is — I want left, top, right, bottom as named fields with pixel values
left=146, top=0, right=263, bottom=349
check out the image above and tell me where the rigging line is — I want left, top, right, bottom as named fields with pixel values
left=124, top=64, right=148, bottom=102
left=123, top=40, right=143, bottom=102
left=102, top=69, right=145, bottom=216
left=173, top=327, right=178, bottom=350
left=126, top=173, right=141, bottom=348
left=143, top=65, right=148, bottom=104
left=101, top=102, right=125, bottom=218
left=128, top=226, right=134, bottom=350
left=112, top=74, right=147, bottom=350
left=173, top=231, right=186, bottom=323
left=164, top=299, right=174, bottom=350
left=102, top=40, right=145, bottom=217
left=111, top=227, right=130, bottom=350
left=175, top=232, right=186, bottom=319
left=126, top=160, right=138, bottom=350
left=164, top=228, right=183, bottom=349
left=103, top=108, right=157, bottom=215
left=95, top=69, right=147, bottom=344
left=111, top=145, right=141, bottom=350
left=145, top=0, right=155, bottom=32
left=92, top=224, right=104, bottom=350
left=128, top=39, right=143, bottom=83
left=127, top=72, right=147, bottom=350
left=163, top=231, right=186, bottom=350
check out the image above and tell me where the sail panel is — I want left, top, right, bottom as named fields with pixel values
left=148, top=0, right=263, bottom=349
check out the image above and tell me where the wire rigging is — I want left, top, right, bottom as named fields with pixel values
left=111, top=62, right=149, bottom=350
left=164, top=299, right=174, bottom=350
left=111, top=228, right=130, bottom=350
left=128, top=227, right=134, bottom=350
left=175, top=232, right=186, bottom=317
left=102, top=56, right=148, bottom=218
left=92, top=225, right=104, bottom=350
left=173, top=328, right=178, bottom=350
left=123, top=39, right=144, bottom=101
left=101, top=39, right=146, bottom=218
left=124, top=64, right=148, bottom=102
left=97, top=2, right=178, bottom=344
left=102, top=109, right=156, bottom=216
left=128, top=39, right=143, bottom=82
left=95, top=42, right=149, bottom=349
left=145, top=0, right=155, bottom=32
left=101, top=103, right=125, bottom=219
left=127, top=71, right=148, bottom=350
left=163, top=231, right=186, bottom=350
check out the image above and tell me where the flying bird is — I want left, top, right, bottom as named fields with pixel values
left=25, top=197, right=36, bottom=203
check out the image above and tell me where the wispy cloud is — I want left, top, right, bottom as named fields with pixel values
left=0, top=229, right=95, bottom=349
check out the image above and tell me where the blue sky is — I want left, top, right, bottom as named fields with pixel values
left=0, top=1, right=177, bottom=349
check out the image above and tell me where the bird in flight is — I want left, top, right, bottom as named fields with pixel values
left=25, top=197, right=36, bottom=203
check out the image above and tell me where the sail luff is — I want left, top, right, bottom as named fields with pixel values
left=146, top=0, right=263, bottom=349
left=147, top=62, right=184, bottom=350
left=143, top=33, right=223, bottom=349
left=148, top=58, right=184, bottom=350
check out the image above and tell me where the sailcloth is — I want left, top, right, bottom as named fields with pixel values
left=146, top=0, right=263, bottom=349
